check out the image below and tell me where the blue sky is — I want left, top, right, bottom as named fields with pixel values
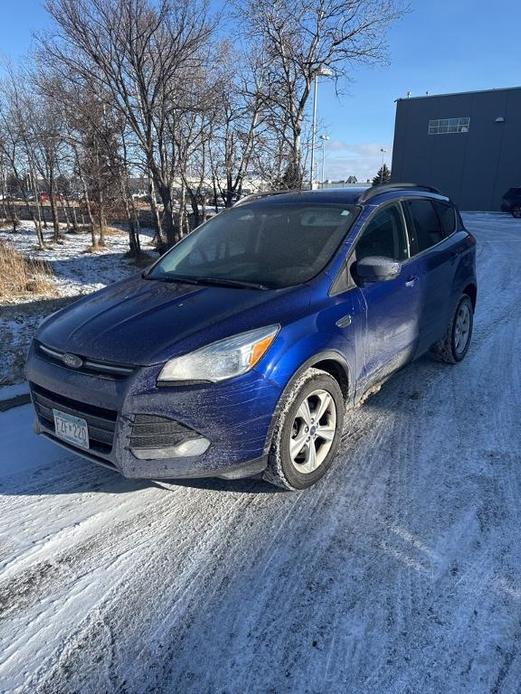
left=2, top=0, right=521, bottom=181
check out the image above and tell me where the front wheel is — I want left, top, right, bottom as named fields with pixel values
left=264, top=368, right=345, bottom=490
left=431, top=294, right=474, bottom=364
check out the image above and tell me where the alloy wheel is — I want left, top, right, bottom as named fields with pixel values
left=289, top=389, right=337, bottom=474
left=454, top=301, right=471, bottom=356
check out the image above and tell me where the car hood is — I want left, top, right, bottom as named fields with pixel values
left=37, top=274, right=309, bottom=366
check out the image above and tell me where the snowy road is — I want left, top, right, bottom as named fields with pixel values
left=1, top=213, right=521, bottom=693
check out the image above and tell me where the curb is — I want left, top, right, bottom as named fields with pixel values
left=0, top=394, right=31, bottom=412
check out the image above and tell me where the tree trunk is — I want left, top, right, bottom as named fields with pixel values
left=97, top=188, right=105, bottom=246
left=71, top=204, right=79, bottom=232
left=94, top=139, right=106, bottom=246
left=8, top=198, right=19, bottom=232
left=284, top=126, right=304, bottom=189
left=79, top=173, right=97, bottom=247
left=120, top=177, right=140, bottom=256
left=187, top=187, right=202, bottom=229
left=49, top=193, right=61, bottom=242
left=48, top=171, right=61, bottom=242
left=178, top=179, right=187, bottom=236
left=148, top=177, right=163, bottom=246
left=157, top=182, right=177, bottom=246
left=30, top=169, right=45, bottom=247
left=61, top=198, right=72, bottom=232
left=21, top=188, right=44, bottom=247
left=64, top=195, right=78, bottom=232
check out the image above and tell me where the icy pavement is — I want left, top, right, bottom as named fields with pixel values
left=0, top=213, right=520, bottom=692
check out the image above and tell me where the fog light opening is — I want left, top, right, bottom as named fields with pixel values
left=131, top=437, right=210, bottom=460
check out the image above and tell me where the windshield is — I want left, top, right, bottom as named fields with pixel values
left=148, top=202, right=358, bottom=289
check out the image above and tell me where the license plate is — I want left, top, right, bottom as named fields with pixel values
left=53, top=409, right=90, bottom=450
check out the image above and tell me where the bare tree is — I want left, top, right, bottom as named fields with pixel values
left=41, top=0, right=215, bottom=245
left=0, top=0, right=405, bottom=261
left=207, top=44, right=269, bottom=207
left=22, top=85, right=67, bottom=243
left=237, top=0, right=404, bottom=187
left=0, top=69, right=47, bottom=243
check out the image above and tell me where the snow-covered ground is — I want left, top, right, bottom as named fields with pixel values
left=0, top=223, right=144, bottom=386
left=0, top=213, right=520, bottom=693
left=0, top=223, right=138, bottom=301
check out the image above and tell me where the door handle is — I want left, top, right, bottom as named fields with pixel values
left=405, top=276, right=417, bottom=288
left=336, top=314, right=352, bottom=328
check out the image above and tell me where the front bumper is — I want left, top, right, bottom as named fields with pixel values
left=25, top=342, right=280, bottom=480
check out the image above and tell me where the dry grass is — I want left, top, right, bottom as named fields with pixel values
left=0, top=240, right=55, bottom=300
left=82, top=243, right=105, bottom=254
left=103, top=225, right=127, bottom=237
left=81, top=226, right=126, bottom=251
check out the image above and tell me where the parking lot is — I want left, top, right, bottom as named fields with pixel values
left=1, top=212, right=520, bottom=693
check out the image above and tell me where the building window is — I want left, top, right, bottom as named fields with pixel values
left=428, top=117, right=470, bottom=135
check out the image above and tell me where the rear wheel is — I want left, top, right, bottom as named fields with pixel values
left=264, top=368, right=345, bottom=490
left=431, top=294, right=474, bottom=364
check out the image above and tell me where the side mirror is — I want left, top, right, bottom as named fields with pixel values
left=356, top=256, right=401, bottom=284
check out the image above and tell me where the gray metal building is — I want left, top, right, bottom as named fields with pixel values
left=391, top=87, right=521, bottom=210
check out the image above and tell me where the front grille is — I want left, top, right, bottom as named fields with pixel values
left=31, top=383, right=117, bottom=455
left=129, top=414, right=199, bottom=450
left=37, top=342, right=135, bottom=379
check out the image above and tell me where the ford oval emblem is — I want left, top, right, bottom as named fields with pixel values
left=62, top=353, right=83, bottom=369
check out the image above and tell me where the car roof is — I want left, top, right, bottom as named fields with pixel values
left=237, top=184, right=450, bottom=208
left=236, top=187, right=368, bottom=206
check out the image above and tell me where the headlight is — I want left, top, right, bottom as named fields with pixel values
left=158, top=325, right=279, bottom=384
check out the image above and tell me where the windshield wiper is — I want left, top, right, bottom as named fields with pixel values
left=145, top=275, right=203, bottom=286
left=193, top=277, right=269, bottom=290
left=145, top=274, right=269, bottom=290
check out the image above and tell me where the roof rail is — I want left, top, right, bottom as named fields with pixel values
left=234, top=189, right=302, bottom=206
left=358, top=182, right=444, bottom=203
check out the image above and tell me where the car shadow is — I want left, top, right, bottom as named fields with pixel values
left=0, top=450, right=281, bottom=497
left=154, top=476, right=284, bottom=494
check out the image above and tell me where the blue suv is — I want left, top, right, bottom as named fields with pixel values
left=26, top=184, right=477, bottom=490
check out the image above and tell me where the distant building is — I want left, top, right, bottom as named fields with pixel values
left=391, top=87, right=521, bottom=210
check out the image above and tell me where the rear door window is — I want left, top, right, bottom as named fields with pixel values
left=432, top=201, right=456, bottom=237
left=405, top=199, right=444, bottom=253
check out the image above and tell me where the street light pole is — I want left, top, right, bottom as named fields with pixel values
left=309, top=66, right=333, bottom=190
left=309, top=77, right=319, bottom=190
left=320, top=134, right=329, bottom=187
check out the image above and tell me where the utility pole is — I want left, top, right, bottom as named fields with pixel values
left=320, top=134, right=329, bottom=187
left=309, top=66, right=333, bottom=190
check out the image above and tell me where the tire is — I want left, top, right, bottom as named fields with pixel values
left=264, top=367, right=345, bottom=490
left=431, top=294, right=474, bottom=364
left=512, top=207, right=521, bottom=219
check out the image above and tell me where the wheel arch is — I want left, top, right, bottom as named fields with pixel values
left=311, top=357, right=350, bottom=400
left=263, top=350, right=351, bottom=454
left=463, top=282, right=477, bottom=310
